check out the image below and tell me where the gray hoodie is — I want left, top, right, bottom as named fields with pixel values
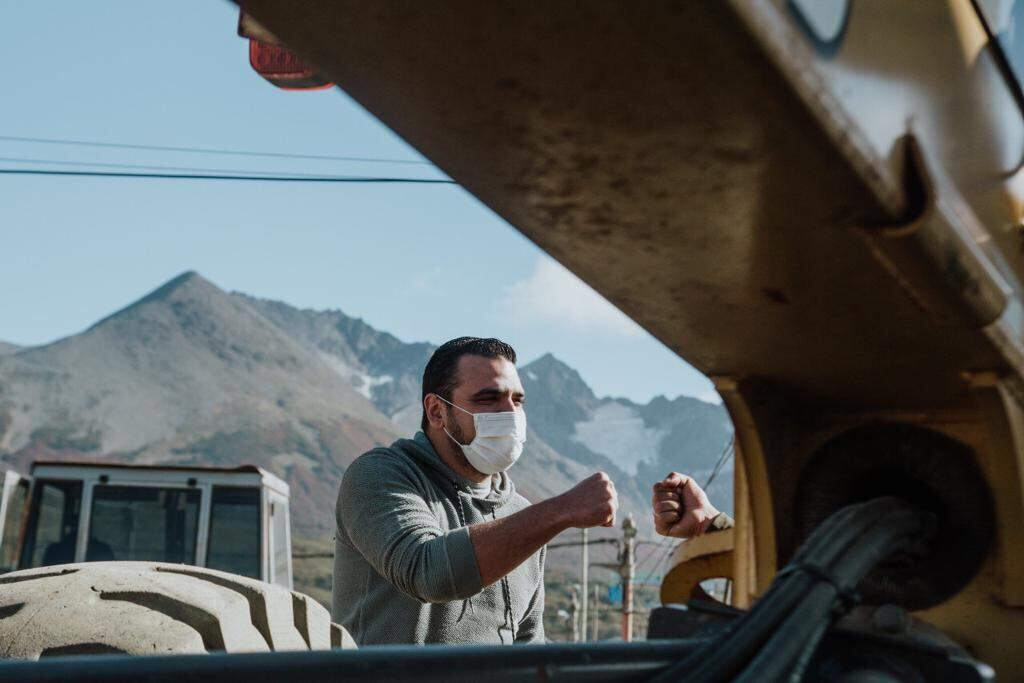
left=332, top=431, right=545, bottom=646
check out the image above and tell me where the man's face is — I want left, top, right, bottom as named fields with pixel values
left=445, top=354, right=525, bottom=446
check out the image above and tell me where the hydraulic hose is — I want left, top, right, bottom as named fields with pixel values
left=647, top=501, right=878, bottom=683
left=733, top=508, right=928, bottom=683
left=648, top=497, right=931, bottom=683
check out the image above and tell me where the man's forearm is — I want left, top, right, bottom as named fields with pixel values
left=468, top=497, right=570, bottom=588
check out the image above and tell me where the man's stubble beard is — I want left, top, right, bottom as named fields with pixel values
left=444, top=406, right=475, bottom=472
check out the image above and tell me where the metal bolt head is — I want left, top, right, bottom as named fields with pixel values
left=872, top=604, right=908, bottom=635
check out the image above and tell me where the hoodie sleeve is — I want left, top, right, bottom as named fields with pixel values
left=338, top=452, right=484, bottom=604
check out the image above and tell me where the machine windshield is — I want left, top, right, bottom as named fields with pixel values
left=88, top=485, right=201, bottom=564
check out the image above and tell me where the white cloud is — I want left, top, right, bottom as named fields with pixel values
left=501, top=257, right=643, bottom=336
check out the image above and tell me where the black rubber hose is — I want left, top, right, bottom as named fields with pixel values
left=733, top=507, right=928, bottom=683
left=648, top=498, right=911, bottom=683
left=785, top=618, right=831, bottom=683
left=649, top=502, right=878, bottom=683
left=781, top=509, right=928, bottom=683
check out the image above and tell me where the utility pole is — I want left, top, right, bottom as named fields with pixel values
left=621, top=515, right=638, bottom=641
left=591, top=516, right=639, bottom=642
left=569, top=585, right=580, bottom=642
left=592, top=584, right=600, bottom=641
left=580, top=527, right=588, bottom=641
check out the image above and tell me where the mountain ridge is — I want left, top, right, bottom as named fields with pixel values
left=0, top=272, right=733, bottom=536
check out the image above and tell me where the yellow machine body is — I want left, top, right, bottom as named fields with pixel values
left=240, top=1, right=1024, bottom=674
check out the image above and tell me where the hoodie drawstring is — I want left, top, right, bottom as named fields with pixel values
left=452, top=483, right=476, bottom=617
left=492, top=507, right=517, bottom=642
left=453, top=482, right=515, bottom=639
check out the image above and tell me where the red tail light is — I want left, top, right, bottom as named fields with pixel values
left=239, top=10, right=334, bottom=91
left=248, top=40, right=334, bottom=90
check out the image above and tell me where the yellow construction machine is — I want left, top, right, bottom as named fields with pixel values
left=2, top=1, right=1022, bottom=680
left=233, top=1, right=1024, bottom=678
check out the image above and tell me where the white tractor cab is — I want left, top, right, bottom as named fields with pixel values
left=0, top=462, right=292, bottom=588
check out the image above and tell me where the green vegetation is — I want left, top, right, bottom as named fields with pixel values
left=292, top=534, right=334, bottom=610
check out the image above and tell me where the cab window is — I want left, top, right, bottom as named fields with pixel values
left=88, top=485, right=201, bottom=563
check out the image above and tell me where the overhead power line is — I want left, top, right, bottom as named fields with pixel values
left=634, top=436, right=738, bottom=579
left=547, top=538, right=621, bottom=551
left=703, top=436, right=735, bottom=490
left=0, top=134, right=433, bottom=165
left=0, top=155, right=378, bottom=179
left=0, top=168, right=457, bottom=184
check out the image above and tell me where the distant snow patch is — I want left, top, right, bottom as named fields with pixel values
left=353, top=373, right=393, bottom=399
left=571, top=402, right=667, bottom=475
left=314, top=351, right=394, bottom=399
left=317, top=352, right=359, bottom=382
left=526, top=371, right=538, bottom=381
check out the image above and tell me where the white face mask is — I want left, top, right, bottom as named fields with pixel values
left=434, top=394, right=527, bottom=474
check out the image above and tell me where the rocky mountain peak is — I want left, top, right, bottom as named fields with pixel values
left=86, top=270, right=230, bottom=334
left=137, top=270, right=213, bottom=303
left=521, top=353, right=596, bottom=404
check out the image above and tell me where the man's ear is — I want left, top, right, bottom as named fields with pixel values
left=424, top=394, right=446, bottom=429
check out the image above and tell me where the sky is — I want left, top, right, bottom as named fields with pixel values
left=0, top=0, right=718, bottom=405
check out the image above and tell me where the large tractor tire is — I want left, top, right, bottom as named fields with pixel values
left=0, top=562, right=356, bottom=658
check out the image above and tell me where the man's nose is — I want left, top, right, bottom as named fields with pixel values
left=497, top=396, right=517, bottom=412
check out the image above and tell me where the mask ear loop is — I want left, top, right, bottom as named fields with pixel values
left=435, top=394, right=474, bottom=447
left=430, top=395, right=468, bottom=448
left=443, top=425, right=470, bottom=448
left=433, top=393, right=473, bottom=416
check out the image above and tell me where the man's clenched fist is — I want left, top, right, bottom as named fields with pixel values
left=556, top=472, right=618, bottom=529
left=652, top=472, right=720, bottom=538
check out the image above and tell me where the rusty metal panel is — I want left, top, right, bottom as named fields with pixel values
left=239, top=0, right=1020, bottom=409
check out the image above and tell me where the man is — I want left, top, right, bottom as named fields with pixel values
left=333, top=337, right=618, bottom=646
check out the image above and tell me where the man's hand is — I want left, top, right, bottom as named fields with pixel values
left=652, top=472, right=720, bottom=538
left=554, top=472, right=618, bottom=528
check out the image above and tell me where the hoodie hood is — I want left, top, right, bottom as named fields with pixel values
left=397, top=431, right=515, bottom=508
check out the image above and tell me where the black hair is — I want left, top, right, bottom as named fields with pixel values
left=421, top=337, right=517, bottom=430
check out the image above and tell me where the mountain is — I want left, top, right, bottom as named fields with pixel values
left=0, top=342, right=20, bottom=356
left=236, top=294, right=433, bottom=434
left=0, top=273, right=401, bottom=534
left=241, top=293, right=734, bottom=513
left=0, top=272, right=733, bottom=539
left=520, top=354, right=734, bottom=511
left=236, top=294, right=658, bottom=525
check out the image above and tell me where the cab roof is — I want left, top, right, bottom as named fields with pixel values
left=28, top=461, right=289, bottom=497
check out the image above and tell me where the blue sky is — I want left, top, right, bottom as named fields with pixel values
left=0, top=0, right=717, bottom=405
